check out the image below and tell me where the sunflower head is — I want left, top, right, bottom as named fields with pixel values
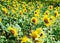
left=34, top=10, right=39, bottom=17
left=35, top=28, right=42, bottom=34
left=43, top=16, right=51, bottom=26
left=30, top=31, right=39, bottom=38
left=40, top=32, right=45, bottom=38
left=44, top=10, right=49, bottom=15
left=8, top=26, right=18, bottom=37
left=2, top=8, right=7, bottom=14
left=21, top=36, right=29, bottom=43
left=31, top=17, right=38, bottom=24
left=48, top=5, right=53, bottom=10
left=54, top=10, right=58, bottom=17
left=50, top=16, right=55, bottom=20
left=19, top=10, right=23, bottom=15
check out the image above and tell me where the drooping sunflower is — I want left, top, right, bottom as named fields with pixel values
left=34, top=9, right=39, bottom=17
left=54, top=10, right=59, bottom=17
left=43, top=16, right=51, bottom=26
left=8, top=26, right=18, bottom=37
left=31, top=17, right=38, bottom=24
left=48, top=5, right=53, bottom=10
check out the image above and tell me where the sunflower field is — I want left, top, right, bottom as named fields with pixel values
left=0, top=0, right=60, bottom=43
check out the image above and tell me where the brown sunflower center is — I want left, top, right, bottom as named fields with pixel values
left=35, top=12, right=37, bottom=14
left=40, top=33, right=43, bottom=36
left=44, top=18, right=49, bottom=23
left=54, top=13, right=57, bottom=17
left=46, top=12, right=48, bottom=15
left=10, top=29, right=15, bottom=35
left=50, top=6, right=52, bottom=9
left=32, top=19, right=36, bottom=23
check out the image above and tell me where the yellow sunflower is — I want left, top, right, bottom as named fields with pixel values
left=48, top=5, right=53, bottom=10
left=2, top=8, right=7, bottom=14
left=54, top=10, right=59, bottom=17
left=31, top=17, right=38, bottom=24
left=44, top=10, right=49, bottom=15
left=34, top=10, right=39, bottom=17
left=21, top=36, right=29, bottom=43
left=30, top=30, right=39, bottom=38
left=8, top=26, right=18, bottom=37
left=35, top=28, right=42, bottom=34
left=43, top=16, right=51, bottom=26
left=19, top=10, right=23, bottom=15
left=50, top=16, right=55, bottom=20
left=40, top=32, right=45, bottom=38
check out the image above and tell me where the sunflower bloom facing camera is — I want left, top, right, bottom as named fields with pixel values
left=44, top=10, right=49, bottom=16
left=31, top=17, right=38, bottom=24
left=34, top=10, right=39, bottom=17
left=48, top=5, right=53, bottom=10
left=40, top=32, right=45, bottom=38
left=43, top=16, right=51, bottom=26
left=8, top=26, right=18, bottom=37
left=30, top=30, right=39, bottom=39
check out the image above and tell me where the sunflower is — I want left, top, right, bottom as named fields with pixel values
left=54, top=10, right=59, bottom=17
left=31, top=17, right=38, bottom=24
left=2, top=8, right=7, bottom=14
left=34, top=10, right=39, bottom=17
left=48, top=5, right=53, bottom=10
left=50, top=16, right=55, bottom=20
left=35, top=28, right=42, bottom=34
left=43, top=16, right=51, bottom=26
left=19, top=10, right=23, bottom=15
left=8, top=26, right=17, bottom=37
left=21, top=36, right=29, bottom=43
left=40, top=32, right=45, bottom=38
left=44, top=10, right=49, bottom=16
left=30, top=30, right=39, bottom=39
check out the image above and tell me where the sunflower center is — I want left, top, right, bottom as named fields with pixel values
left=54, top=13, right=57, bottom=17
left=46, top=12, right=48, bottom=15
left=35, top=12, right=37, bottom=14
left=44, top=18, right=49, bottom=23
left=32, top=19, right=36, bottom=23
left=50, top=6, right=51, bottom=9
left=10, top=29, right=15, bottom=35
